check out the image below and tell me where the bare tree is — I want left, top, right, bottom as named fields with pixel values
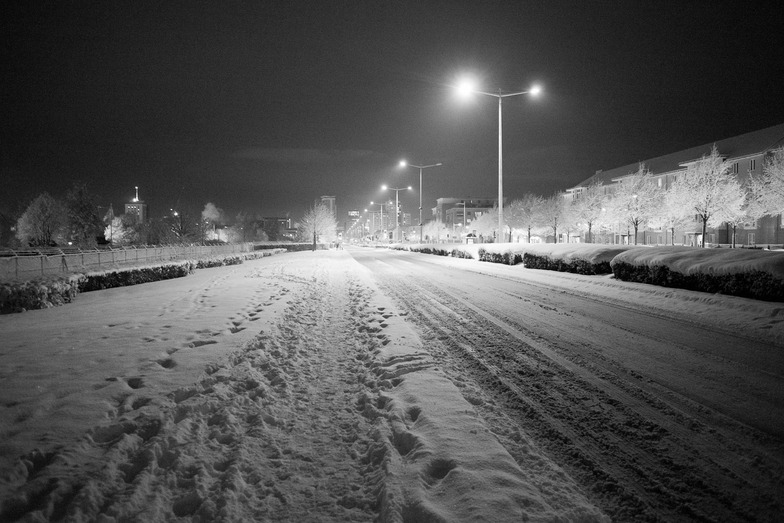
left=668, top=145, right=744, bottom=247
left=16, top=192, right=67, bottom=247
left=65, top=182, right=104, bottom=247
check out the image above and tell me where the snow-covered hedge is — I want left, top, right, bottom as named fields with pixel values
left=394, top=242, right=784, bottom=300
left=390, top=243, right=479, bottom=259
left=0, top=275, right=83, bottom=314
left=517, top=244, right=633, bottom=275
left=0, top=250, right=287, bottom=314
left=77, top=262, right=194, bottom=292
left=611, top=247, right=784, bottom=301
left=395, top=242, right=632, bottom=274
left=475, top=243, right=632, bottom=274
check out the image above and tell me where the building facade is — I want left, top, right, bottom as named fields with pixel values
left=566, top=123, right=784, bottom=246
left=320, top=195, right=336, bottom=217
left=434, top=197, right=497, bottom=224
left=124, top=186, right=147, bottom=224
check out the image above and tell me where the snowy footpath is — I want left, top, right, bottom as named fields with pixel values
left=0, top=251, right=606, bottom=522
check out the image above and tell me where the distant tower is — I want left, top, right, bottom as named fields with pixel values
left=125, top=186, right=148, bottom=223
left=321, top=195, right=336, bottom=217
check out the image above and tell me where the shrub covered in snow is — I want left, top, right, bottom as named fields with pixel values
left=78, top=262, right=194, bottom=292
left=194, top=256, right=244, bottom=269
left=477, top=243, right=633, bottom=274
left=0, top=275, right=83, bottom=314
left=611, top=247, right=784, bottom=301
left=391, top=243, right=478, bottom=259
left=478, top=247, right=521, bottom=265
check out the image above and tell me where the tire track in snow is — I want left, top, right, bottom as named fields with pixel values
left=367, top=258, right=784, bottom=522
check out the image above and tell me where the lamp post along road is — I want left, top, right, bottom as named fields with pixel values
left=382, top=185, right=412, bottom=242
left=370, top=201, right=385, bottom=242
left=400, top=161, right=442, bottom=243
left=457, top=80, right=541, bottom=242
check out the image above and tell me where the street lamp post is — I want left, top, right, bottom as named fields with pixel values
left=399, top=161, right=442, bottom=244
left=457, top=79, right=541, bottom=242
left=370, top=201, right=385, bottom=242
left=461, top=199, right=467, bottom=241
left=382, top=185, right=412, bottom=242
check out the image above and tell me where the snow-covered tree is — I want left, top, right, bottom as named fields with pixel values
left=299, top=203, right=337, bottom=244
left=421, top=220, right=448, bottom=243
left=668, top=145, right=744, bottom=247
left=651, top=188, right=691, bottom=246
left=539, top=194, right=564, bottom=243
left=16, top=192, right=67, bottom=247
left=719, top=193, right=752, bottom=248
left=749, top=146, right=784, bottom=217
left=507, top=194, right=543, bottom=243
left=560, top=198, right=583, bottom=243
left=605, top=163, right=660, bottom=245
left=470, top=210, right=499, bottom=241
left=572, top=181, right=606, bottom=243
left=104, top=215, right=137, bottom=245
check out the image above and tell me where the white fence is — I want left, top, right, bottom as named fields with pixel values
left=0, top=243, right=254, bottom=282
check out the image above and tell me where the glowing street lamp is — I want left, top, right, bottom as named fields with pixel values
left=382, top=184, right=412, bottom=242
left=456, top=77, right=542, bottom=242
left=399, top=160, right=442, bottom=243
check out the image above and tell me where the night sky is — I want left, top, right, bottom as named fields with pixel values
left=3, top=1, right=784, bottom=223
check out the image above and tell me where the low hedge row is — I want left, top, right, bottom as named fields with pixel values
left=1, top=250, right=286, bottom=314
left=611, top=261, right=784, bottom=301
left=255, top=243, right=326, bottom=252
left=523, top=253, right=612, bottom=275
left=394, top=244, right=476, bottom=258
left=77, top=262, right=193, bottom=292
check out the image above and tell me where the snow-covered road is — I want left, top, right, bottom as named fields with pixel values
left=350, top=247, right=784, bottom=521
left=1, top=247, right=782, bottom=521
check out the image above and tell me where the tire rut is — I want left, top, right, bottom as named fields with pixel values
left=375, top=272, right=784, bottom=522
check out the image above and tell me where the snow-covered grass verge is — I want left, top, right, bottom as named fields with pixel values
left=0, top=249, right=287, bottom=314
left=612, top=246, right=784, bottom=301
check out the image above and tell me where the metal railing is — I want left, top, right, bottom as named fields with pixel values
left=0, top=243, right=254, bottom=282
